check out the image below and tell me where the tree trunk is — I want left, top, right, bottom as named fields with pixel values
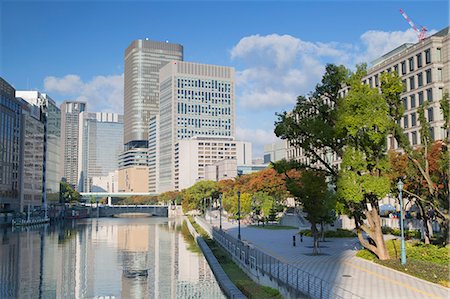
left=417, top=201, right=431, bottom=244
left=311, top=222, right=320, bottom=255
left=320, top=222, right=325, bottom=241
left=357, top=206, right=390, bottom=260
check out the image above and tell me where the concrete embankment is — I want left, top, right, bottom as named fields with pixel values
left=185, top=218, right=246, bottom=299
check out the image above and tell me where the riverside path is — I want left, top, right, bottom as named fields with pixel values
left=199, top=212, right=449, bottom=299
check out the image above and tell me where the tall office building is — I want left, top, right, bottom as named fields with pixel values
left=60, top=101, right=86, bottom=188
left=123, top=39, right=183, bottom=148
left=16, top=91, right=61, bottom=196
left=77, top=112, right=123, bottom=192
left=157, top=61, right=236, bottom=192
left=18, top=98, right=46, bottom=212
left=0, top=78, right=21, bottom=211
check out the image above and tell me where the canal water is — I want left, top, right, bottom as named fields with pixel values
left=0, top=217, right=226, bottom=299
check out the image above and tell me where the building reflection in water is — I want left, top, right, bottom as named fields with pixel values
left=0, top=218, right=225, bottom=298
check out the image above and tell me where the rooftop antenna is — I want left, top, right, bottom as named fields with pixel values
left=399, top=8, right=427, bottom=41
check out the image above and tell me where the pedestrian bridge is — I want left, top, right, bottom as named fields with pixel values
left=97, top=205, right=168, bottom=217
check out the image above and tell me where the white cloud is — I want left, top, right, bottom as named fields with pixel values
left=236, top=127, right=278, bottom=157
left=231, top=28, right=436, bottom=111
left=44, top=74, right=124, bottom=113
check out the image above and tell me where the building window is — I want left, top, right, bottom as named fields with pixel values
left=375, top=75, right=379, bottom=87
left=402, top=80, right=407, bottom=92
left=436, top=48, right=441, bottom=62
left=418, top=91, right=424, bottom=105
left=437, top=68, right=442, bottom=81
left=416, top=53, right=423, bottom=68
left=402, top=97, right=408, bottom=110
left=401, top=61, right=407, bottom=75
left=417, top=73, right=423, bottom=87
left=410, top=95, right=416, bottom=108
left=403, top=115, right=408, bottom=128
left=411, top=113, right=417, bottom=127
left=428, top=107, right=434, bottom=122
left=409, top=57, right=414, bottom=72
left=426, top=69, right=432, bottom=84
left=409, top=76, right=415, bottom=90
left=368, top=77, right=373, bottom=87
left=425, top=49, right=431, bottom=64
left=427, top=88, right=433, bottom=101
left=394, top=64, right=399, bottom=75
left=411, top=131, right=417, bottom=145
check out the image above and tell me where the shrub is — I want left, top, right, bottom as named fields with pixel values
left=381, top=226, right=421, bottom=239
left=298, top=228, right=356, bottom=238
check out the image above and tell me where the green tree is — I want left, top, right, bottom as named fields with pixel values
left=384, top=68, right=449, bottom=244
left=336, top=69, right=392, bottom=260
left=274, top=64, right=349, bottom=179
left=274, top=161, right=335, bottom=255
left=60, top=180, right=81, bottom=203
left=182, top=180, right=218, bottom=213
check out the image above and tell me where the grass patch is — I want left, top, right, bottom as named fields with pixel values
left=357, top=238, right=450, bottom=287
left=299, top=228, right=357, bottom=238
left=180, top=221, right=201, bottom=253
left=249, top=224, right=297, bottom=230
left=382, top=227, right=421, bottom=239
left=188, top=217, right=282, bottom=298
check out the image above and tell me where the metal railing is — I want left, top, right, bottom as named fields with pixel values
left=212, top=227, right=362, bottom=299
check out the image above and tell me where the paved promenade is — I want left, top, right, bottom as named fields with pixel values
left=200, top=213, right=449, bottom=299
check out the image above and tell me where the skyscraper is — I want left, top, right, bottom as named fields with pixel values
left=77, top=112, right=123, bottom=192
left=157, top=61, right=239, bottom=192
left=123, top=39, right=183, bottom=148
left=60, top=101, right=86, bottom=188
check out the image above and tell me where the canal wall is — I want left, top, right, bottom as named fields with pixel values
left=185, top=218, right=246, bottom=299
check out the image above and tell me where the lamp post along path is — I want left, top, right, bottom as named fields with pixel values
left=237, top=190, right=241, bottom=241
left=397, top=179, right=407, bottom=265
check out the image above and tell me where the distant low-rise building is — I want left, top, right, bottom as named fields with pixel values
left=263, top=140, right=287, bottom=163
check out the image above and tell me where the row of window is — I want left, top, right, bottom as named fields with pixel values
left=364, top=47, right=442, bottom=89
left=404, top=127, right=436, bottom=145
left=177, top=103, right=232, bottom=116
left=177, top=78, right=231, bottom=91
left=404, top=68, right=437, bottom=91
left=402, top=107, right=434, bottom=129
left=402, top=88, right=434, bottom=110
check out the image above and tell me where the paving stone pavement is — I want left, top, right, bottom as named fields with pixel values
left=201, top=213, right=449, bottom=299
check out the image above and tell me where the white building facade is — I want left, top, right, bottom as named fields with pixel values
left=176, top=137, right=251, bottom=190
left=158, top=61, right=237, bottom=192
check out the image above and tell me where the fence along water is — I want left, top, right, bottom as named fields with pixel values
left=212, top=227, right=362, bottom=299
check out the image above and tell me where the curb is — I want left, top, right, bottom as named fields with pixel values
left=185, top=218, right=247, bottom=299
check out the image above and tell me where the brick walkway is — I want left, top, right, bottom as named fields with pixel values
left=200, top=213, right=449, bottom=299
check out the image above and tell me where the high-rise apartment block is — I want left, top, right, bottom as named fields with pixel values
left=157, top=61, right=237, bottom=192
left=0, top=78, right=21, bottom=211
left=60, top=101, right=86, bottom=188
left=123, top=39, right=183, bottom=148
left=77, top=112, right=123, bottom=192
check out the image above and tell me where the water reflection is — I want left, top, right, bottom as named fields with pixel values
left=0, top=218, right=225, bottom=298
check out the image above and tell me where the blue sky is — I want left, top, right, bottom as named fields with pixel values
left=1, top=0, right=449, bottom=157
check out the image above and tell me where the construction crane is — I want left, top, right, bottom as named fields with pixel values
left=399, top=8, right=427, bottom=41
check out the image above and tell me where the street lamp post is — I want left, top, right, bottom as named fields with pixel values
left=397, top=179, right=407, bottom=265
left=219, top=193, right=223, bottom=230
left=209, top=196, right=212, bottom=224
left=237, top=169, right=243, bottom=241
left=237, top=190, right=241, bottom=240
